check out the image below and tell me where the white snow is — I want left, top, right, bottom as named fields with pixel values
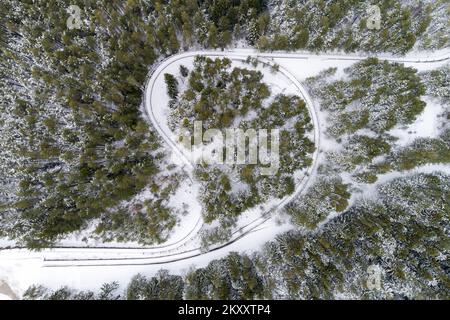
left=0, top=293, right=12, bottom=300
left=1, top=48, right=449, bottom=296
left=389, top=96, right=447, bottom=146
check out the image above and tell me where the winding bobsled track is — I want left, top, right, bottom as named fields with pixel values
left=1, top=49, right=448, bottom=267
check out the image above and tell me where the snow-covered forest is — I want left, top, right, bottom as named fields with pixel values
left=0, top=0, right=449, bottom=300
left=21, top=172, right=450, bottom=300
left=164, top=55, right=314, bottom=245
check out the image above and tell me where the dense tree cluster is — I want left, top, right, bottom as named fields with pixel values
left=304, top=58, right=447, bottom=197
left=263, top=172, right=450, bottom=299
left=308, top=58, right=426, bottom=137
left=164, top=73, right=179, bottom=100
left=95, top=192, right=179, bottom=245
left=185, top=252, right=265, bottom=299
left=418, top=0, right=450, bottom=50
left=382, top=130, right=450, bottom=172
left=169, top=56, right=270, bottom=130
left=323, top=134, right=393, bottom=184
left=329, top=135, right=391, bottom=171
left=166, top=57, right=315, bottom=244
left=421, top=65, right=450, bottom=101
left=1, top=0, right=446, bottom=249
left=294, top=57, right=448, bottom=231
left=127, top=271, right=184, bottom=300
left=25, top=172, right=450, bottom=299
left=23, top=282, right=121, bottom=300
left=0, top=0, right=275, bottom=247
left=1, top=0, right=194, bottom=247
left=261, top=0, right=441, bottom=53
left=285, top=176, right=350, bottom=229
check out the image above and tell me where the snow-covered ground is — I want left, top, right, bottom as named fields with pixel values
left=389, top=96, right=447, bottom=146
left=143, top=50, right=322, bottom=257
left=1, top=48, right=449, bottom=298
left=0, top=219, right=291, bottom=297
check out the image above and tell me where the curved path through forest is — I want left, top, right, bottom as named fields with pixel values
left=1, top=49, right=449, bottom=268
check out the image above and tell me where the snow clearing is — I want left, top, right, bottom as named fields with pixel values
left=1, top=48, right=449, bottom=296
